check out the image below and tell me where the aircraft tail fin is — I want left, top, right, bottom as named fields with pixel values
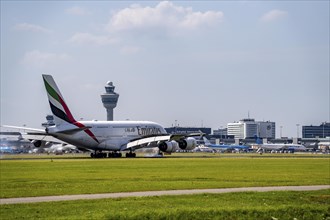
left=203, top=136, right=212, bottom=146
left=42, top=74, right=77, bottom=126
left=254, top=135, right=262, bottom=144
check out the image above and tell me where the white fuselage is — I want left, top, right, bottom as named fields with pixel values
left=47, top=121, right=167, bottom=151
left=254, top=143, right=306, bottom=151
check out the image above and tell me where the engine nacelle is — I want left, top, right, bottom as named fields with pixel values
left=178, top=137, right=197, bottom=151
left=158, top=141, right=179, bottom=153
left=31, top=140, right=51, bottom=148
left=32, top=140, right=42, bottom=147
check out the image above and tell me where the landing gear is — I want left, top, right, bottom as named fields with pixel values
left=125, top=152, right=136, bottom=158
left=90, top=151, right=107, bottom=158
left=90, top=150, right=121, bottom=158
left=108, top=152, right=122, bottom=158
left=158, top=149, right=164, bottom=157
left=90, top=150, right=138, bottom=158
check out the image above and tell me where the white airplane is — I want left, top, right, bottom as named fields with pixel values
left=254, top=143, right=307, bottom=153
left=45, top=144, right=77, bottom=154
left=29, top=144, right=77, bottom=154
left=193, top=145, right=214, bottom=153
left=202, top=137, right=249, bottom=153
left=252, top=137, right=306, bottom=153
left=4, top=74, right=198, bottom=158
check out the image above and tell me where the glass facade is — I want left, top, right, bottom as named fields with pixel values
left=227, top=119, right=275, bottom=139
left=165, top=127, right=212, bottom=135
left=302, top=123, right=330, bottom=138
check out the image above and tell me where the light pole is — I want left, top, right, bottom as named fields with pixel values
left=296, top=124, right=300, bottom=139
left=220, top=126, right=223, bottom=140
left=280, top=126, right=283, bottom=138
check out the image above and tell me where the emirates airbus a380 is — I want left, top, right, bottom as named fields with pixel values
left=5, top=75, right=198, bottom=158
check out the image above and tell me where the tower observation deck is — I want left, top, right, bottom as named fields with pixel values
left=101, top=81, right=119, bottom=121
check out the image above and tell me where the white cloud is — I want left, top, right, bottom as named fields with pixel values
left=21, top=50, right=71, bottom=68
left=69, top=32, right=118, bottom=46
left=261, top=9, right=288, bottom=22
left=120, top=46, right=142, bottom=55
left=13, top=23, right=52, bottom=34
left=65, top=6, right=91, bottom=16
left=106, top=1, right=223, bottom=32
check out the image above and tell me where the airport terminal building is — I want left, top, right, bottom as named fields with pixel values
left=165, top=127, right=212, bottom=135
left=302, top=122, right=330, bottom=138
left=227, top=119, right=275, bottom=139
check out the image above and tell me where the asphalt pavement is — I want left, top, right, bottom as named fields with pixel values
left=1, top=185, right=329, bottom=205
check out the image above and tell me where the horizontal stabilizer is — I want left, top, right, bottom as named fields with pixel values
left=24, top=132, right=48, bottom=136
left=21, top=134, right=68, bottom=145
left=1, top=125, right=70, bottom=145
left=1, top=125, right=45, bottom=133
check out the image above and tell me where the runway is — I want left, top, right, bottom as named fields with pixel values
left=1, top=185, right=329, bottom=205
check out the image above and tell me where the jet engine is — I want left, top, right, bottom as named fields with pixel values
left=32, top=140, right=42, bottom=147
left=158, top=141, right=179, bottom=153
left=31, top=140, right=51, bottom=148
left=177, top=137, right=197, bottom=150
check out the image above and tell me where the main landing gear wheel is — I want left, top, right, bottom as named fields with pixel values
left=90, top=152, right=107, bottom=158
left=126, top=152, right=136, bottom=158
left=108, top=152, right=122, bottom=158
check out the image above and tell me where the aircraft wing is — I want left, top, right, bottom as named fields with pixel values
left=121, top=135, right=172, bottom=151
left=121, top=132, right=203, bottom=151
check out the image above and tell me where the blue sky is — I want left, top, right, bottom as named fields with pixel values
left=1, top=1, right=329, bottom=138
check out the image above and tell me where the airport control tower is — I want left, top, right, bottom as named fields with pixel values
left=101, top=81, right=119, bottom=121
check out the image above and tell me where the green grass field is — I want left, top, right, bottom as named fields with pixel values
left=1, top=154, right=329, bottom=219
left=1, top=190, right=329, bottom=219
left=1, top=152, right=329, bottom=159
left=0, top=155, right=329, bottom=198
